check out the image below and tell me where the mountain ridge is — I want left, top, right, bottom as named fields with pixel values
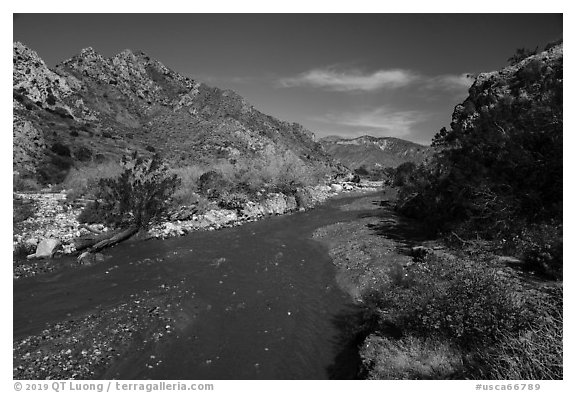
left=319, top=134, right=432, bottom=170
left=13, top=42, right=341, bottom=183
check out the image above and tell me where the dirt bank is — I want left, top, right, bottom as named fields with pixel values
left=311, top=189, right=423, bottom=302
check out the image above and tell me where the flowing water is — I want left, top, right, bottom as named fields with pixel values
left=14, top=193, right=384, bottom=379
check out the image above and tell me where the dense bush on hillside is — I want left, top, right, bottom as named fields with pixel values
left=359, top=46, right=564, bottom=380
left=396, top=47, right=562, bottom=246
left=78, top=153, right=180, bottom=228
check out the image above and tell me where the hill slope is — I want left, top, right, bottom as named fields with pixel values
left=319, top=135, right=431, bottom=169
left=13, top=42, right=341, bottom=183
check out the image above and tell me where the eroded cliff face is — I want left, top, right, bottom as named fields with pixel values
left=13, top=42, right=339, bottom=179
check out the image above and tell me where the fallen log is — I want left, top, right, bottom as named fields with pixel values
left=86, top=225, right=139, bottom=254
left=74, top=230, right=121, bottom=252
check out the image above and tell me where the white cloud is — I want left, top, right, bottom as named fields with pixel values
left=278, top=68, right=418, bottom=91
left=278, top=67, right=474, bottom=94
left=315, top=107, right=428, bottom=138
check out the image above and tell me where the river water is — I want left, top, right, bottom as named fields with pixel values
left=14, top=193, right=383, bottom=379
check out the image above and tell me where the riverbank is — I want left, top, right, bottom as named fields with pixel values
left=312, top=190, right=414, bottom=302
left=311, top=190, right=563, bottom=379
left=13, top=180, right=382, bottom=279
left=13, top=191, right=373, bottom=379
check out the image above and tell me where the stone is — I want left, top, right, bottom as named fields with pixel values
left=27, top=238, right=61, bottom=260
left=331, top=184, right=343, bottom=192
left=77, top=251, right=95, bottom=265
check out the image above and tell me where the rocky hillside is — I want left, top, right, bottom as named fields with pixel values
left=319, top=135, right=431, bottom=170
left=13, top=42, right=340, bottom=183
left=445, top=42, right=563, bottom=139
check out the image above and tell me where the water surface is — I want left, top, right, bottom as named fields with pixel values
left=14, top=193, right=383, bottom=379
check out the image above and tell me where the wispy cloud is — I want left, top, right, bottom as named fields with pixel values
left=315, top=107, right=429, bottom=138
left=278, top=68, right=418, bottom=92
left=278, top=66, right=474, bottom=94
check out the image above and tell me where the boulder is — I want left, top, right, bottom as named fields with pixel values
left=26, top=238, right=61, bottom=259
left=331, top=184, right=344, bottom=192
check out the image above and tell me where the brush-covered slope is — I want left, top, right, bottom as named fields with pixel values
left=13, top=42, right=340, bottom=183
left=398, top=42, right=562, bottom=233
left=319, top=135, right=431, bottom=169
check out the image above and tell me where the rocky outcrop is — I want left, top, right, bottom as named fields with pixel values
left=13, top=118, right=46, bottom=173
left=449, top=43, right=563, bottom=134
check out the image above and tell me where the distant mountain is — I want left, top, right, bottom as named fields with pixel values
left=13, top=42, right=341, bottom=183
left=319, top=135, right=431, bottom=169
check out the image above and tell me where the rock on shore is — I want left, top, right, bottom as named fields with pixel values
left=13, top=181, right=381, bottom=278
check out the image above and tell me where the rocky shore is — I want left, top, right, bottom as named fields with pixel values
left=14, top=279, right=198, bottom=379
left=13, top=180, right=382, bottom=279
left=311, top=191, right=415, bottom=302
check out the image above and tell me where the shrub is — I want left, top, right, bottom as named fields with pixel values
left=294, top=188, right=314, bottom=209
left=198, top=170, right=231, bottom=200
left=51, top=142, right=71, bottom=157
left=393, top=162, right=417, bottom=187
left=46, top=93, right=57, bottom=106
left=367, top=254, right=532, bottom=348
left=508, top=47, right=538, bottom=65
left=94, top=153, right=106, bottom=163
left=13, top=174, right=42, bottom=192
left=13, top=195, right=37, bottom=224
left=170, top=165, right=204, bottom=206
left=513, top=222, right=562, bottom=279
left=37, top=154, right=74, bottom=185
left=75, top=146, right=93, bottom=162
left=81, top=153, right=181, bottom=228
left=354, top=165, right=370, bottom=176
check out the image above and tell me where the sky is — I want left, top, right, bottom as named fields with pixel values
left=13, top=13, right=562, bottom=145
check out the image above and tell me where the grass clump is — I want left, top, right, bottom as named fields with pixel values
left=360, top=334, right=464, bottom=379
